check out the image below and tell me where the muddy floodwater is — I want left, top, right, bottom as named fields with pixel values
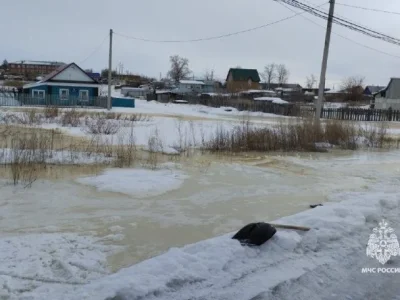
left=0, top=149, right=398, bottom=272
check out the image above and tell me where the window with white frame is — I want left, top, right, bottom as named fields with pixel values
left=32, top=89, right=45, bottom=100
left=79, top=90, right=89, bottom=101
left=59, top=89, right=69, bottom=100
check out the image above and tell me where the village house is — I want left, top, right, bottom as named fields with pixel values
left=373, top=78, right=400, bottom=110
left=226, top=68, right=261, bottom=93
left=22, top=62, right=100, bottom=106
left=175, top=80, right=205, bottom=94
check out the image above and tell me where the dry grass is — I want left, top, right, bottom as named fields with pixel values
left=83, top=116, right=121, bottom=135
left=44, top=106, right=59, bottom=119
left=203, top=118, right=390, bottom=153
left=0, top=110, right=43, bottom=126
left=61, top=109, right=82, bottom=127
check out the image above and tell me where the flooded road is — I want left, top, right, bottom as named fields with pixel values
left=0, top=149, right=397, bottom=272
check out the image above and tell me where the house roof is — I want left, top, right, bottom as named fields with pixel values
left=265, top=83, right=302, bottom=90
left=179, top=80, right=205, bottom=85
left=226, top=68, right=261, bottom=82
left=365, top=85, right=386, bottom=94
left=39, top=62, right=97, bottom=83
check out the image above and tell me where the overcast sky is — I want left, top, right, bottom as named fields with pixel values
left=2, top=0, right=400, bottom=88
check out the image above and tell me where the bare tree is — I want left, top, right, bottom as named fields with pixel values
left=340, top=76, right=365, bottom=102
left=262, top=63, right=276, bottom=90
left=204, top=69, right=215, bottom=81
left=277, top=64, right=289, bottom=85
left=305, top=74, right=317, bottom=89
left=168, top=55, right=191, bottom=82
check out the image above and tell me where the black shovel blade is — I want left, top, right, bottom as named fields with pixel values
left=232, top=222, right=277, bottom=246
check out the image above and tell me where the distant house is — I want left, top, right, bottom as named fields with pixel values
left=226, top=68, right=261, bottom=93
left=86, top=72, right=101, bottom=81
left=176, top=80, right=205, bottom=94
left=364, top=85, right=385, bottom=96
left=22, top=62, right=100, bottom=105
left=121, top=87, right=148, bottom=99
left=202, top=80, right=223, bottom=93
left=374, top=78, right=400, bottom=110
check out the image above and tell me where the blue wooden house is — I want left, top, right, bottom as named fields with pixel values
left=22, top=62, right=100, bottom=106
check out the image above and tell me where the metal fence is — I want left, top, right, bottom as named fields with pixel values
left=0, top=93, right=108, bottom=109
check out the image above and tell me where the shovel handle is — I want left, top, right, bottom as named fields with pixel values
left=270, top=223, right=311, bottom=231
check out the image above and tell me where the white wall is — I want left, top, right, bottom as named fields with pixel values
left=375, top=98, right=400, bottom=110
left=53, top=65, right=93, bottom=82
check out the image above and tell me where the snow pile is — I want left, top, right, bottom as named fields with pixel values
left=55, top=187, right=400, bottom=300
left=76, top=168, right=188, bottom=197
left=0, top=148, right=112, bottom=165
left=254, top=97, right=289, bottom=104
left=0, top=233, right=119, bottom=299
left=142, top=144, right=180, bottom=155
left=323, top=102, right=348, bottom=109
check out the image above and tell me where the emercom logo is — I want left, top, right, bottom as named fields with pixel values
left=366, top=220, right=400, bottom=265
left=361, top=219, right=400, bottom=274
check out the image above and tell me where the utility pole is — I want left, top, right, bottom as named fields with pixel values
left=107, top=29, right=113, bottom=111
left=315, top=0, right=335, bottom=122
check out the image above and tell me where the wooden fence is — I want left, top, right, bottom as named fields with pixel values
left=302, top=107, right=400, bottom=121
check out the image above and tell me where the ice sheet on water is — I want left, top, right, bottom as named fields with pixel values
left=76, top=167, right=188, bottom=197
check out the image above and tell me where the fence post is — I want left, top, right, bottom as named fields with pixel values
left=388, top=107, right=393, bottom=121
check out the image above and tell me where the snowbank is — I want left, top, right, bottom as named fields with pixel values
left=76, top=168, right=188, bottom=197
left=254, top=97, right=289, bottom=104
left=0, top=233, right=120, bottom=299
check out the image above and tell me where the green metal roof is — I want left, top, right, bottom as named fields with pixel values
left=226, top=68, right=261, bottom=82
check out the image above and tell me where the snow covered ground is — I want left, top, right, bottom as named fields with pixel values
left=1, top=150, right=400, bottom=299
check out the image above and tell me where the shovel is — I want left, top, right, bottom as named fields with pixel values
left=232, top=222, right=310, bottom=246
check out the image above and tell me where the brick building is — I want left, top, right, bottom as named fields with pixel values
left=8, top=60, right=65, bottom=77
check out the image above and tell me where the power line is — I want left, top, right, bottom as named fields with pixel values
left=79, top=34, right=109, bottom=65
left=277, top=0, right=400, bottom=46
left=114, top=2, right=328, bottom=43
left=336, top=3, right=400, bottom=16
left=278, top=1, right=400, bottom=59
